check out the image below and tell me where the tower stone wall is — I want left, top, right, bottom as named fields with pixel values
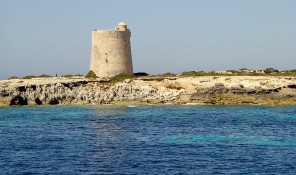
left=90, top=22, right=133, bottom=77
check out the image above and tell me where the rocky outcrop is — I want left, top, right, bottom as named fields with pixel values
left=0, top=78, right=183, bottom=106
left=0, top=76, right=295, bottom=106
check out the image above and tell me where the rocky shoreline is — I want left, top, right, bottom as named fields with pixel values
left=0, top=76, right=296, bottom=106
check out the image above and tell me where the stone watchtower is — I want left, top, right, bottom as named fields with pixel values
left=89, top=22, right=133, bottom=77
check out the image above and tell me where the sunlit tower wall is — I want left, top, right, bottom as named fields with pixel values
left=89, top=22, right=133, bottom=77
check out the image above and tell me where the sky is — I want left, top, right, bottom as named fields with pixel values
left=0, top=0, right=295, bottom=79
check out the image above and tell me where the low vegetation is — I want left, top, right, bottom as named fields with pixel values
left=133, top=72, right=149, bottom=77
left=8, top=75, right=49, bottom=80
left=8, top=76, right=20, bottom=80
left=63, top=74, right=84, bottom=78
left=7, top=74, right=86, bottom=80
left=22, top=75, right=37, bottom=79
left=38, top=74, right=52, bottom=78
left=179, top=71, right=223, bottom=77
left=178, top=68, right=296, bottom=77
left=156, top=72, right=177, bottom=77
left=264, top=67, right=279, bottom=74
left=6, top=68, right=295, bottom=81
left=85, top=70, right=97, bottom=79
left=22, top=74, right=52, bottom=79
left=110, top=73, right=135, bottom=83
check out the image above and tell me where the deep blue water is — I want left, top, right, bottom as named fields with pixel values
left=1, top=105, right=296, bottom=175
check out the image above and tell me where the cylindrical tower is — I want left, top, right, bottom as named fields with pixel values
left=89, top=22, right=133, bottom=77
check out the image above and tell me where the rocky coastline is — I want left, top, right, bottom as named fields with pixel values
left=0, top=76, right=296, bottom=106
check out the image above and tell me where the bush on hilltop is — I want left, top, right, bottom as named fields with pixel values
left=264, top=68, right=279, bottom=74
left=23, top=75, right=37, bottom=79
left=159, top=72, right=176, bottom=77
left=134, top=72, right=149, bottom=77
left=8, top=76, right=20, bottom=80
left=85, top=70, right=98, bottom=79
left=38, top=74, right=52, bottom=78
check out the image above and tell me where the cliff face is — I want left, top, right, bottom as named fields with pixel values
left=0, top=76, right=296, bottom=106
left=0, top=78, right=182, bottom=106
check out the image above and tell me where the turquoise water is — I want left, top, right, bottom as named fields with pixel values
left=1, top=105, right=296, bottom=174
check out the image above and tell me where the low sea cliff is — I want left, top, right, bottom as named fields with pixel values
left=0, top=76, right=296, bottom=106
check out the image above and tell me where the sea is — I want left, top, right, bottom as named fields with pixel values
left=1, top=105, right=296, bottom=175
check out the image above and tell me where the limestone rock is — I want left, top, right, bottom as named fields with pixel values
left=0, top=76, right=295, bottom=106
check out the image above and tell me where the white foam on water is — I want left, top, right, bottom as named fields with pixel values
left=127, top=105, right=137, bottom=108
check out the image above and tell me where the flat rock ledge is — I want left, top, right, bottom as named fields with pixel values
left=0, top=76, right=296, bottom=106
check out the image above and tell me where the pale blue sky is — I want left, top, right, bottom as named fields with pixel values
left=1, top=0, right=295, bottom=79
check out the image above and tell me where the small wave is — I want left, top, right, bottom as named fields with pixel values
left=184, top=103, right=198, bottom=105
left=127, top=105, right=138, bottom=108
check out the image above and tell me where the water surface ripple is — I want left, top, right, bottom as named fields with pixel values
left=1, top=105, right=296, bottom=174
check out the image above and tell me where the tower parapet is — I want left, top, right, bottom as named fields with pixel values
left=116, top=22, right=128, bottom=31
left=89, top=22, right=133, bottom=77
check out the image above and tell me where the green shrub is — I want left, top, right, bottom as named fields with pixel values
left=134, top=72, right=149, bottom=77
left=179, top=71, right=200, bottom=77
left=160, top=72, right=176, bottom=77
left=249, top=72, right=263, bottom=76
left=264, top=67, right=279, bottom=74
left=207, top=71, right=217, bottom=75
left=8, top=76, right=20, bottom=80
left=23, top=75, right=37, bottom=79
left=64, top=74, right=84, bottom=78
left=63, top=74, right=74, bottom=78
left=22, top=74, right=52, bottom=79
left=85, top=70, right=98, bottom=79
left=38, top=74, right=52, bottom=78
left=110, top=73, right=135, bottom=83
left=179, top=71, right=221, bottom=77
left=226, top=70, right=239, bottom=74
